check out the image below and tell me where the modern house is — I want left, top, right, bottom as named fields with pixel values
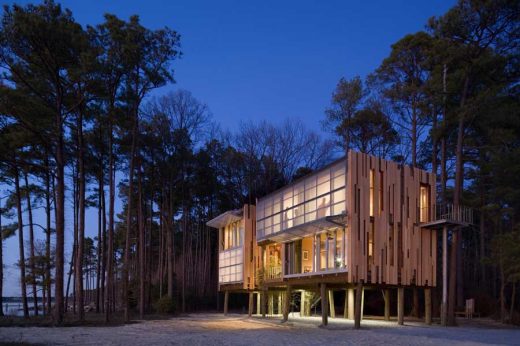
left=208, top=151, right=470, bottom=326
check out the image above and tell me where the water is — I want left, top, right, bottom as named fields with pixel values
left=2, top=298, right=49, bottom=317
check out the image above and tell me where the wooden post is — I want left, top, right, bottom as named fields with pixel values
left=354, top=282, right=362, bottom=329
left=320, top=283, right=328, bottom=326
left=248, top=292, right=254, bottom=317
left=261, top=289, right=266, bottom=318
left=328, top=289, right=335, bottom=318
left=348, top=288, right=355, bottom=320
left=268, top=292, right=274, bottom=315
left=256, top=292, right=261, bottom=315
left=300, top=290, right=306, bottom=317
left=343, top=289, right=348, bottom=318
left=384, top=289, right=390, bottom=321
left=441, top=225, right=448, bottom=326
left=283, top=285, right=291, bottom=322
left=224, top=290, right=229, bottom=316
left=398, top=287, right=404, bottom=325
left=425, top=288, right=432, bottom=325
left=361, top=286, right=365, bottom=321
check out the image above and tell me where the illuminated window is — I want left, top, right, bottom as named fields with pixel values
left=368, top=223, right=374, bottom=264
left=369, top=169, right=375, bottom=217
left=223, top=221, right=242, bottom=250
left=420, top=184, right=430, bottom=222
left=379, top=171, right=384, bottom=214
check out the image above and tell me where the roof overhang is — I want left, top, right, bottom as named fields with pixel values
left=258, top=213, right=348, bottom=244
left=206, top=209, right=243, bottom=229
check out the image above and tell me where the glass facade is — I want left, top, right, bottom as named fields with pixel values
left=218, top=221, right=244, bottom=283
left=256, top=161, right=347, bottom=239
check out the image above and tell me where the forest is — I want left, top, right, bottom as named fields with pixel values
left=0, top=0, right=518, bottom=326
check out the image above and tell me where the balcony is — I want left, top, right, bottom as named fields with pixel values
left=420, top=203, right=474, bottom=229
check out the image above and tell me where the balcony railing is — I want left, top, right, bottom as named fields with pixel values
left=421, top=203, right=474, bottom=226
left=265, top=265, right=282, bottom=281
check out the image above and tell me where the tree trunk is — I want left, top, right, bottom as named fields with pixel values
left=510, top=282, right=516, bottom=323
left=138, top=164, right=145, bottom=319
left=105, top=109, right=115, bottom=322
left=44, top=157, right=52, bottom=315
left=96, top=175, right=103, bottom=313
left=0, top=197, right=4, bottom=316
left=14, top=165, right=29, bottom=318
left=123, top=110, right=139, bottom=323
left=75, top=106, right=86, bottom=321
left=54, top=101, right=66, bottom=323
left=23, top=170, right=38, bottom=316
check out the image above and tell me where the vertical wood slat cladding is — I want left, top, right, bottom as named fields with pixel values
left=346, top=152, right=436, bottom=287
left=243, top=204, right=258, bottom=290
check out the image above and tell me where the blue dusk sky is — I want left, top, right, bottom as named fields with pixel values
left=1, top=0, right=456, bottom=296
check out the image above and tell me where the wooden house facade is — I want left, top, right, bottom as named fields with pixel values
left=209, top=151, right=439, bottom=325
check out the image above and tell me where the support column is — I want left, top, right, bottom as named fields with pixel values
left=441, top=225, right=448, bottom=326
left=384, top=289, right=390, bottom=321
left=224, top=290, right=229, bottom=316
left=348, top=288, right=355, bottom=320
left=361, top=286, right=365, bottom=321
left=248, top=292, right=254, bottom=317
left=261, top=289, right=266, bottom=318
left=256, top=292, right=261, bottom=315
left=425, top=288, right=432, bottom=325
left=300, top=290, right=306, bottom=317
left=343, top=289, right=348, bottom=318
left=354, top=282, right=362, bottom=329
left=277, top=292, right=282, bottom=315
left=320, top=283, right=328, bottom=326
left=283, top=285, right=291, bottom=322
left=397, top=287, right=404, bottom=325
left=268, top=292, right=274, bottom=315
left=328, top=289, right=335, bottom=318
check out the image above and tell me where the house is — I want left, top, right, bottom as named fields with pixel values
left=208, top=150, right=442, bottom=326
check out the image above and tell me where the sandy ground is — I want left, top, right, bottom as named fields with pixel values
left=1, top=313, right=519, bottom=346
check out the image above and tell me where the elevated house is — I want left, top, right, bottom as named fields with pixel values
left=208, top=150, right=471, bottom=326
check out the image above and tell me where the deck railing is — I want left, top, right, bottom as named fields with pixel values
left=265, top=265, right=282, bottom=280
left=431, top=203, right=474, bottom=225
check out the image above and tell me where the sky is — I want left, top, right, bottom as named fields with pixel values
left=1, top=0, right=456, bottom=297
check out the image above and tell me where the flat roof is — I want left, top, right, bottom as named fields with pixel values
left=206, top=208, right=243, bottom=229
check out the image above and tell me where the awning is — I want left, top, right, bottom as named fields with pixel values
left=206, top=209, right=243, bottom=229
left=258, top=213, right=348, bottom=244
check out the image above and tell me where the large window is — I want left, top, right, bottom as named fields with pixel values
left=420, top=184, right=430, bottom=222
left=222, top=221, right=242, bottom=250
left=257, top=161, right=346, bottom=239
left=219, top=248, right=243, bottom=283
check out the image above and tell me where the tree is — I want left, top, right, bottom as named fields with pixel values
left=324, top=76, right=365, bottom=154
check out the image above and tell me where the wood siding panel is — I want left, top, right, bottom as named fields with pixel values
left=347, top=151, right=436, bottom=287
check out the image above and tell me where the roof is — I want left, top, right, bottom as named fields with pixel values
left=206, top=208, right=243, bottom=229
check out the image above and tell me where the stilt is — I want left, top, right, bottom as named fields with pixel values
left=300, top=290, right=306, bottom=317
left=277, top=292, right=282, bottom=315
left=261, top=289, right=266, bottom=318
left=354, top=281, right=362, bottom=329
left=224, top=290, right=229, bottom=315
left=425, top=288, right=432, bottom=325
left=328, top=289, right=335, bottom=318
left=441, top=225, right=448, bottom=326
left=248, top=292, right=254, bottom=317
left=343, top=289, right=348, bottom=318
left=361, top=286, right=365, bottom=320
left=268, top=292, right=274, bottom=315
left=256, top=292, right=261, bottom=315
left=282, top=285, right=291, bottom=322
left=320, top=283, right=328, bottom=326
left=384, top=289, right=390, bottom=321
left=397, top=287, right=404, bottom=325
left=348, top=288, right=354, bottom=320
